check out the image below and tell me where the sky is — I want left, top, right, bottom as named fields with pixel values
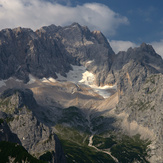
left=0, top=0, right=163, bottom=56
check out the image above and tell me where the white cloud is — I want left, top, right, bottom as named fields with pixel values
left=0, top=0, right=129, bottom=36
left=109, top=40, right=138, bottom=54
left=150, top=40, right=163, bottom=58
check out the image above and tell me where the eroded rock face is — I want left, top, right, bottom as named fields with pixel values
left=0, top=89, right=66, bottom=163
left=111, top=53, right=163, bottom=162
left=0, top=23, right=115, bottom=85
left=0, top=23, right=163, bottom=162
left=106, top=43, right=163, bottom=85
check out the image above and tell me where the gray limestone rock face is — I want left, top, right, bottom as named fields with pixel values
left=98, top=43, right=163, bottom=162
left=0, top=23, right=115, bottom=85
left=105, top=43, right=163, bottom=85
left=116, top=73, right=163, bottom=162
left=36, top=22, right=115, bottom=85
left=0, top=89, right=67, bottom=163
left=0, top=27, right=72, bottom=82
left=110, top=45, right=163, bottom=162
left=0, top=23, right=163, bottom=162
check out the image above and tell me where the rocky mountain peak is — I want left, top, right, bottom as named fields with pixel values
left=140, top=42, right=157, bottom=55
left=13, top=27, right=33, bottom=33
left=0, top=23, right=115, bottom=85
left=70, top=22, right=82, bottom=28
left=0, top=89, right=37, bottom=109
left=36, top=24, right=61, bottom=35
left=0, top=23, right=163, bottom=162
left=92, top=30, right=114, bottom=50
left=114, top=43, right=163, bottom=73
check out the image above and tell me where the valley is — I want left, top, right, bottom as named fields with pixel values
left=0, top=23, right=162, bottom=162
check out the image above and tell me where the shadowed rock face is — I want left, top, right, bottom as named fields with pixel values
left=0, top=23, right=115, bottom=85
left=0, top=89, right=67, bottom=163
left=0, top=23, right=163, bottom=162
left=0, top=27, right=72, bottom=82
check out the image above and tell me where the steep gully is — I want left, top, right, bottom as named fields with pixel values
left=87, top=114, right=119, bottom=163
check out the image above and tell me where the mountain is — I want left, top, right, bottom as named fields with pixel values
left=0, top=89, right=66, bottom=163
left=0, top=23, right=163, bottom=163
left=0, top=23, right=114, bottom=85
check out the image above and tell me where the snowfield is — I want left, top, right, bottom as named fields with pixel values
left=56, top=65, right=116, bottom=98
left=27, top=64, right=117, bottom=98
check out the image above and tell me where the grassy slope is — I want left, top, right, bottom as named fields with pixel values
left=0, top=141, right=46, bottom=163
left=55, top=106, right=151, bottom=163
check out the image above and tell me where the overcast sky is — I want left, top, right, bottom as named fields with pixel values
left=0, top=0, right=163, bottom=57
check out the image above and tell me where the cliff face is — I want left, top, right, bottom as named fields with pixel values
left=0, top=23, right=163, bottom=162
left=0, top=89, right=66, bottom=163
left=0, top=23, right=114, bottom=85
left=109, top=44, right=163, bottom=162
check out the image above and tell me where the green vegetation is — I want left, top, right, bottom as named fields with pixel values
left=59, top=106, right=86, bottom=123
left=0, top=118, right=4, bottom=125
left=55, top=124, right=115, bottom=162
left=55, top=106, right=151, bottom=163
left=58, top=106, right=89, bottom=132
left=55, top=124, right=89, bottom=145
left=92, top=135, right=116, bottom=149
left=92, top=134, right=151, bottom=162
left=0, top=97, right=16, bottom=114
left=110, top=134, right=151, bottom=163
left=0, top=141, right=46, bottom=163
left=39, top=151, right=54, bottom=162
left=60, top=139, right=115, bottom=163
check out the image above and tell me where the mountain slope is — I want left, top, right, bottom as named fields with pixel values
left=0, top=23, right=114, bottom=85
left=0, top=89, right=66, bottom=163
left=0, top=23, right=163, bottom=163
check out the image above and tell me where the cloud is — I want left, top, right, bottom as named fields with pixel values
left=109, top=40, right=138, bottom=54
left=0, top=0, right=129, bottom=36
left=150, top=40, right=163, bottom=58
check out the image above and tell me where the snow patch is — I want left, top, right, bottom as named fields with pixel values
left=41, top=77, right=56, bottom=83
left=41, top=78, right=50, bottom=83
left=56, top=65, right=86, bottom=83
left=79, top=71, right=95, bottom=85
left=37, top=64, right=116, bottom=98
left=27, top=74, right=36, bottom=84
left=86, top=60, right=94, bottom=64
left=48, top=77, right=57, bottom=83
left=56, top=64, right=117, bottom=98
left=90, top=85, right=116, bottom=98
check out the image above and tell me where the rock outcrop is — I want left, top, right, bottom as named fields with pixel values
left=0, top=23, right=114, bottom=85
left=0, top=89, right=66, bottom=163
left=0, top=23, right=163, bottom=162
left=109, top=44, right=163, bottom=162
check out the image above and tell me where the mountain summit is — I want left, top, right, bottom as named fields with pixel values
left=0, top=23, right=163, bottom=163
left=0, top=23, right=114, bottom=85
